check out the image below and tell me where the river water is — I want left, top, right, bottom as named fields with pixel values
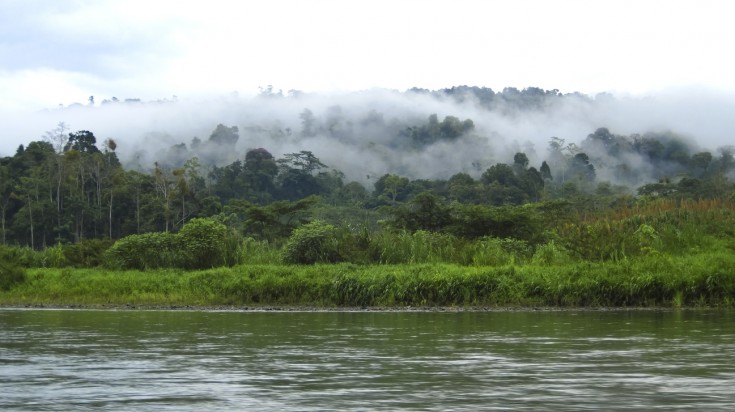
left=1, top=309, right=734, bottom=411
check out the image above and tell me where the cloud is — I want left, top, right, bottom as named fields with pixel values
left=0, top=0, right=191, bottom=108
left=2, top=87, right=733, bottom=191
left=2, top=1, right=735, bottom=190
left=4, top=0, right=735, bottom=112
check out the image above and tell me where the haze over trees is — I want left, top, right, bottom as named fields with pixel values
left=1, top=86, right=734, bottom=267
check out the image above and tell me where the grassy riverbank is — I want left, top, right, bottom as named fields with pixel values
left=2, top=252, right=734, bottom=308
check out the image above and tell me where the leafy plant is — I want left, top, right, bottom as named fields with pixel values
left=63, top=238, right=114, bottom=268
left=104, top=231, right=179, bottom=270
left=0, top=245, right=26, bottom=290
left=282, top=220, right=340, bottom=264
left=532, top=240, right=572, bottom=266
left=178, top=218, right=232, bottom=269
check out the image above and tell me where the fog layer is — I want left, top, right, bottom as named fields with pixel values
left=3, top=87, right=733, bottom=185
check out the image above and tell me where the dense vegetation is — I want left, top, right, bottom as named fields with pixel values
left=2, top=87, right=735, bottom=307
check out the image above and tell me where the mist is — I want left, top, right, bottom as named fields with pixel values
left=2, top=86, right=734, bottom=187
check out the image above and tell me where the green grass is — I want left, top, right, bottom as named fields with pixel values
left=3, top=252, right=734, bottom=308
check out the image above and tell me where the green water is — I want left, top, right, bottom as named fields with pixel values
left=1, top=309, right=734, bottom=411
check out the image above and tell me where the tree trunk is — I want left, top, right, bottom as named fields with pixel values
left=109, top=191, right=113, bottom=239
left=27, top=194, right=34, bottom=248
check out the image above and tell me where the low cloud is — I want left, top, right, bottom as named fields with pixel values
left=2, top=87, right=734, bottom=188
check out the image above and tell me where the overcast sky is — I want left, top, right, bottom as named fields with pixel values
left=1, top=0, right=734, bottom=161
left=1, top=0, right=733, bottom=110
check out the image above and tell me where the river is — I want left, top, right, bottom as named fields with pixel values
left=1, top=309, right=734, bottom=411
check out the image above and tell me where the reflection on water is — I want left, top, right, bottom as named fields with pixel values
left=1, top=309, right=735, bottom=411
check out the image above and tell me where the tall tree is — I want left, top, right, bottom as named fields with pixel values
left=0, top=164, right=12, bottom=244
left=43, top=123, right=69, bottom=239
left=153, top=162, right=175, bottom=232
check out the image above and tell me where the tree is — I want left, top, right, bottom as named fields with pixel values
left=522, top=167, right=545, bottom=202
left=448, top=203, right=543, bottom=243
left=210, top=160, right=246, bottom=203
left=691, top=151, right=713, bottom=177
left=389, top=191, right=451, bottom=232
left=14, top=168, right=54, bottom=248
left=716, top=146, right=734, bottom=174
left=0, top=164, right=13, bottom=244
left=333, top=181, right=369, bottom=206
left=244, top=148, right=278, bottom=197
left=569, top=153, right=596, bottom=182
left=374, top=174, right=409, bottom=204
left=406, top=114, right=475, bottom=146
left=64, top=130, right=100, bottom=153
left=583, top=127, right=629, bottom=156
left=121, top=170, right=151, bottom=234
left=207, top=124, right=239, bottom=146
left=480, top=163, right=528, bottom=204
left=300, top=108, right=316, bottom=137
left=277, top=151, right=328, bottom=200
left=97, top=139, right=123, bottom=239
left=633, top=134, right=665, bottom=161
left=438, top=115, right=465, bottom=139
left=278, top=151, right=326, bottom=174
left=513, top=152, right=529, bottom=173
left=242, top=195, right=319, bottom=241
left=448, top=173, right=479, bottom=203
left=43, top=123, right=70, bottom=239
left=153, top=162, right=175, bottom=232
left=44, top=122, right=69, bottom=154
left=540, top=161, right=552, bottom=181
left=482, top=163, right=520, bottom=187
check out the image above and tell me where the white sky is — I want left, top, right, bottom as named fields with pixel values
left=1, top=0, right=734, bottom=110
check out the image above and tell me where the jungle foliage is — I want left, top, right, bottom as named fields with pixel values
left=2, top=109, right=735, bottom=306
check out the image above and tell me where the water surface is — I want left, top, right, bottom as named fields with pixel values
left=2, top=309, right=734, bottom=411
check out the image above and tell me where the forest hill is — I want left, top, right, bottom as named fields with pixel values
left=1, top=114, right=732, bottom=250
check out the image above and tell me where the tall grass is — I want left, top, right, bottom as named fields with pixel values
left=557, top=198, right=735, bottom=261
left=2, top=198, right=734, bottom=309
left=236, top=238, right=283, bottom=264
left=3, top=251, right=734, bottom=308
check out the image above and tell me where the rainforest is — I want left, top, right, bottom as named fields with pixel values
left=1, top=86, right=734, bottom=308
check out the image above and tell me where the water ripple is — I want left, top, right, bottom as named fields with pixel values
left=1, top=309, right=735, bottom=411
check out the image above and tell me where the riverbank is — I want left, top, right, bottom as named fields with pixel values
left=2, top=303, right=690, bottom=312
left=2, top=252, right=734, bottom=308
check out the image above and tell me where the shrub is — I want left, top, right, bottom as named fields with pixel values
left=42, top=243, right=67, bottom=268
left=532, top=240, right=572, bottom=266
left=104, top=231, right=179, bottom=270
left=178, top=218, right=232, bottom=269
left=0, top=245, right=26, bottom=290
left=282, top=220, right=340, bottom=264
left=0, top=245, right=43, bottom=268
left=63, top=238, right=114, bottom=268
left=471, top=237, right=532, bottom=266
left=103, top=218, right=238, bottom=270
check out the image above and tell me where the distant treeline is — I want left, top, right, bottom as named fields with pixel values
left=1, top=111, right=733, bottom=250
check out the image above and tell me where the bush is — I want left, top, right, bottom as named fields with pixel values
left=532, top=241, right=572, bottom=266
left=0, top=245, right=26, bottom=290
left=1, top=245, right=44, bottom=268
left=178, top=218, right=233, bottom=269
left=282, top=220, right=340, bottom=264
left=104, top=232, right=179, bottom=270
left=42, top=243, right=67, bottom=268
left=63, top=238, right=114, bottom=268
left=470, top=237, right=532, bottom=266
left=103, top=218, right=238, bottom=270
